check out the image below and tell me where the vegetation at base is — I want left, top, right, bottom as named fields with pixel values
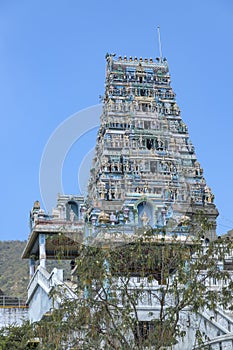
left=1, top=221, right=233, bottom=349
left=0, top=322, right=35, bottom=350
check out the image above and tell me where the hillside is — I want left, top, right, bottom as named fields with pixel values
left=0, top=241, right=28, bottom=299
left=0, top=241, right=71, bottom=300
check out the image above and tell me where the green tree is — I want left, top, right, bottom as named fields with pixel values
left=0, top=322, right=36, bottom=350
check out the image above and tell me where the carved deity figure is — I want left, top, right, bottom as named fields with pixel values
left=108, top=188, right=112, bottom=200
left=141, top=211, right=150, bottom=226
left=139, top=135, right=143, bottom=147
left=110, top=212, right=116, bottom=224
left=114, top=182, right=122, bottom=200
left=70, top=209, right=75, bottom=222
left=98, top=182, right=105, bottom=200
left=204, top=186, right=214, bottom=203
left=124, top=135, right=129, bottom=147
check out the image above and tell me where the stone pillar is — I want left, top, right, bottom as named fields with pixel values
left=39, top=233, right=46, bottom=268
left=29, top=257, right=35, bottom=279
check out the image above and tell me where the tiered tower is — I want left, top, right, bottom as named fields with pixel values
left=87, top=54, right=218, bottom=239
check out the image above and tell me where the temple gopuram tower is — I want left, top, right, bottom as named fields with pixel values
left=86, top=54, right=218, bottom=240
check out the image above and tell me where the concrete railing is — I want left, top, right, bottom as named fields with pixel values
left=27, top=265, right=77, bottom=304
left=27, top=265, right=51, bottom=299
left=192, top=333, right=233, bottom=349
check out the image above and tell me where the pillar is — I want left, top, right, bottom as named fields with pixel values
left=39, top=233, right=46, bottom=268
left=29, top=257, right=35, bottom=279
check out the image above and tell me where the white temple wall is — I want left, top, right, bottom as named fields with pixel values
left=28, top=285, right=52, bottom=322
left=0, top=307, right=28, bottom=328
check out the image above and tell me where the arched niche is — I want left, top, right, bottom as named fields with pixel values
left=136, top=200, right=154, bottom=227
left=66, top=201, right=79, bottom=221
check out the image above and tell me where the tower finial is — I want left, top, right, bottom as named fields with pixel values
left=157, top=26, right=163, bottom=61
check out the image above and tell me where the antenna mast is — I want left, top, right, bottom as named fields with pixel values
left=157, top=26, right=163, bottom=61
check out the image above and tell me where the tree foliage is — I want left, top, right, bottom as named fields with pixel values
left=0, top=322, right=36, bottom=350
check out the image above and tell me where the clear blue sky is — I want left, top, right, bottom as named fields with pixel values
left=0, top=0, right=232, bottom=240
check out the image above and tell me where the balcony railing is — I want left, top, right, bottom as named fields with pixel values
left=0, top=295, right=27, bottom=308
